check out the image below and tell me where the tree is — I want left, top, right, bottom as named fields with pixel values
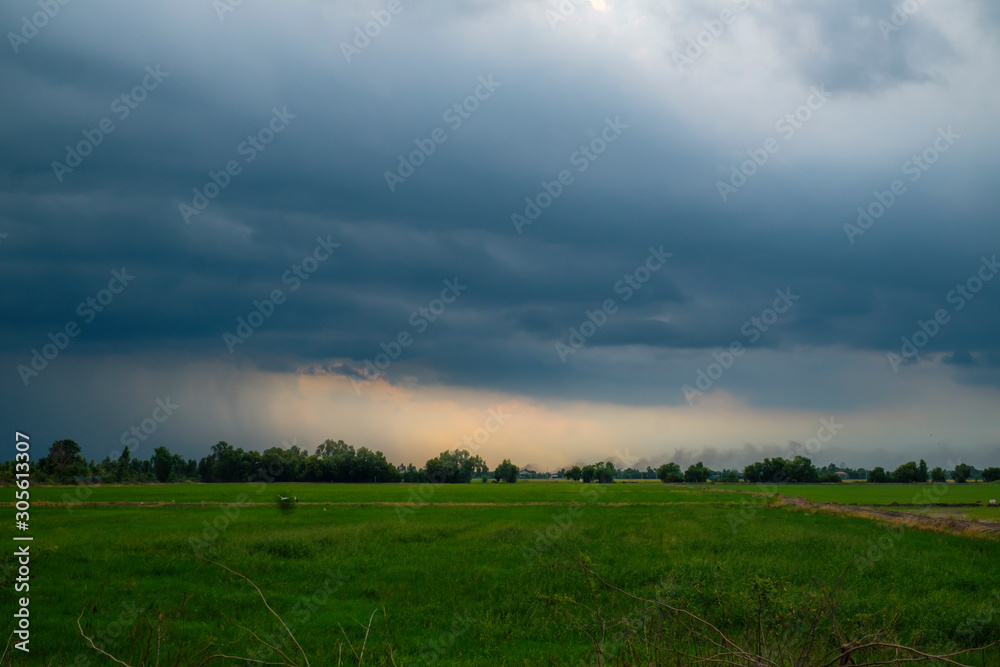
left=40, top=439, right=89, bottom=482
left=684, top=461, right=711, bottom=483
left=494, top=459, right=518, bottom=484
left=243, top=450, right=262, bottom=480
left=566, top=466, right=582, bottom=481
left=48, top=439, right=85, bottom=470
left=283, top=444, right=310, bottom=481
left=129, top=457, right=151, bottom=480
left=595, top=462, right=616, bottom=484
left=952, top=463, right=972, bottom=484
left=197, top=441, right=251, bottom=483
left=819, top=472, right=843, bottom=483
left=892, top=461, right=919, bottom=484
left=352, top=447, right=379, bottom=482
left=760, top=458, right=788, bottom=484
left=198, top=455, right=213, bottom=482
left=151, top=446, right=177, bottom=483
left=315, top=439, right=354, bottom=482
left=400, top=463, right=424, bottom=483
left=917, top=459, right=928, bottom=482
left=931, top=466, right=947, bottom=483
left=581, top=465, right=596, bottom=483
left=116, top=446, right=132, bottom=482
left=983, top=467, right=1000, bottom=483
left=316, top=439, right=353, bottom=459
left=261, top=447, right=293, bottom=482
left=868, top=466, right=890, bottom=483
left=302, top=455, right=324, bottom=482
left=657, top=462, right=684, bottom=483
left=786, top=456, right=819, bottom=483
left=425, top=449, right=486, bottom=484
left=351, top=447, right=400, bottom=483
left=744, top=458, right=793, bottom=484
left=743, top=461, right=764, bottom=483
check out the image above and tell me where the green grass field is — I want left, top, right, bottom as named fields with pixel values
left=39, top=480, right=1000, bottom=508
left=719, top=482, right=1000, bottom=506
left=36, top=480, right=737, bottom=506
left=6, top=482, right=1000, bottom=665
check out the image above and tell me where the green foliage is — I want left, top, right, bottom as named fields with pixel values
left=819, top=472, right=843, bottom=483
left=150, top=446, right=188, bottom=483
left=399, top=463, right=424, bottom=483
left=656, top=462, right=684, bottom=483
left=684, top=461, right=711, bottom=483
left=595, top=461, right=615, bottom=484
left=817, top=462, right=868, bottom=480
left=493, top=458, right=518, bottom=484
left=891, top=461, right=920, bottom=484
left=744, top=456, right=817, bottom=484
left=48, top=438, right=84, bottom=468
left=425, top=449, right=486, bottom=484
left=868, top=466, right=890, bottom=483
left=952, top=463, right=973, bottom=484
left=36, top=439, right=89, bottom=483
left=786, top=456, right=819, bottom=483
left=196, top=439, right=400, bottom=484
left=16, top=436, right=995, bottom=497
left=572, top=462, right=616, bottom=483
left=719, top=469, right=740, bottom=483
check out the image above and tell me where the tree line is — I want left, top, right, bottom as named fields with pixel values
left=737, top=456, right=998, bottom=484
left=7, top=439, right=403, bottom=485
left=3, top=438, right=998, bottom=486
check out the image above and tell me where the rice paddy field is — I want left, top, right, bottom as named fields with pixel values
left=727, top=481, right=999, bottom=506
left=6, top=481, right=1000, bottom=665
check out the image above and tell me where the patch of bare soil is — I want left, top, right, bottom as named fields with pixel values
left=779, top=495, right=1000, bottom=539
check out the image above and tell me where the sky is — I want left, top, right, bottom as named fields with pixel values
left=2, top=0, right=999, bottom=472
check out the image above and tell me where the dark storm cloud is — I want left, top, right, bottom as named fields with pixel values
left=2, top=0, right=999, bottom=430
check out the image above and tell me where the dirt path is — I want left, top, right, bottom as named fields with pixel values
left=779, top=495, right=1000, bottom=538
